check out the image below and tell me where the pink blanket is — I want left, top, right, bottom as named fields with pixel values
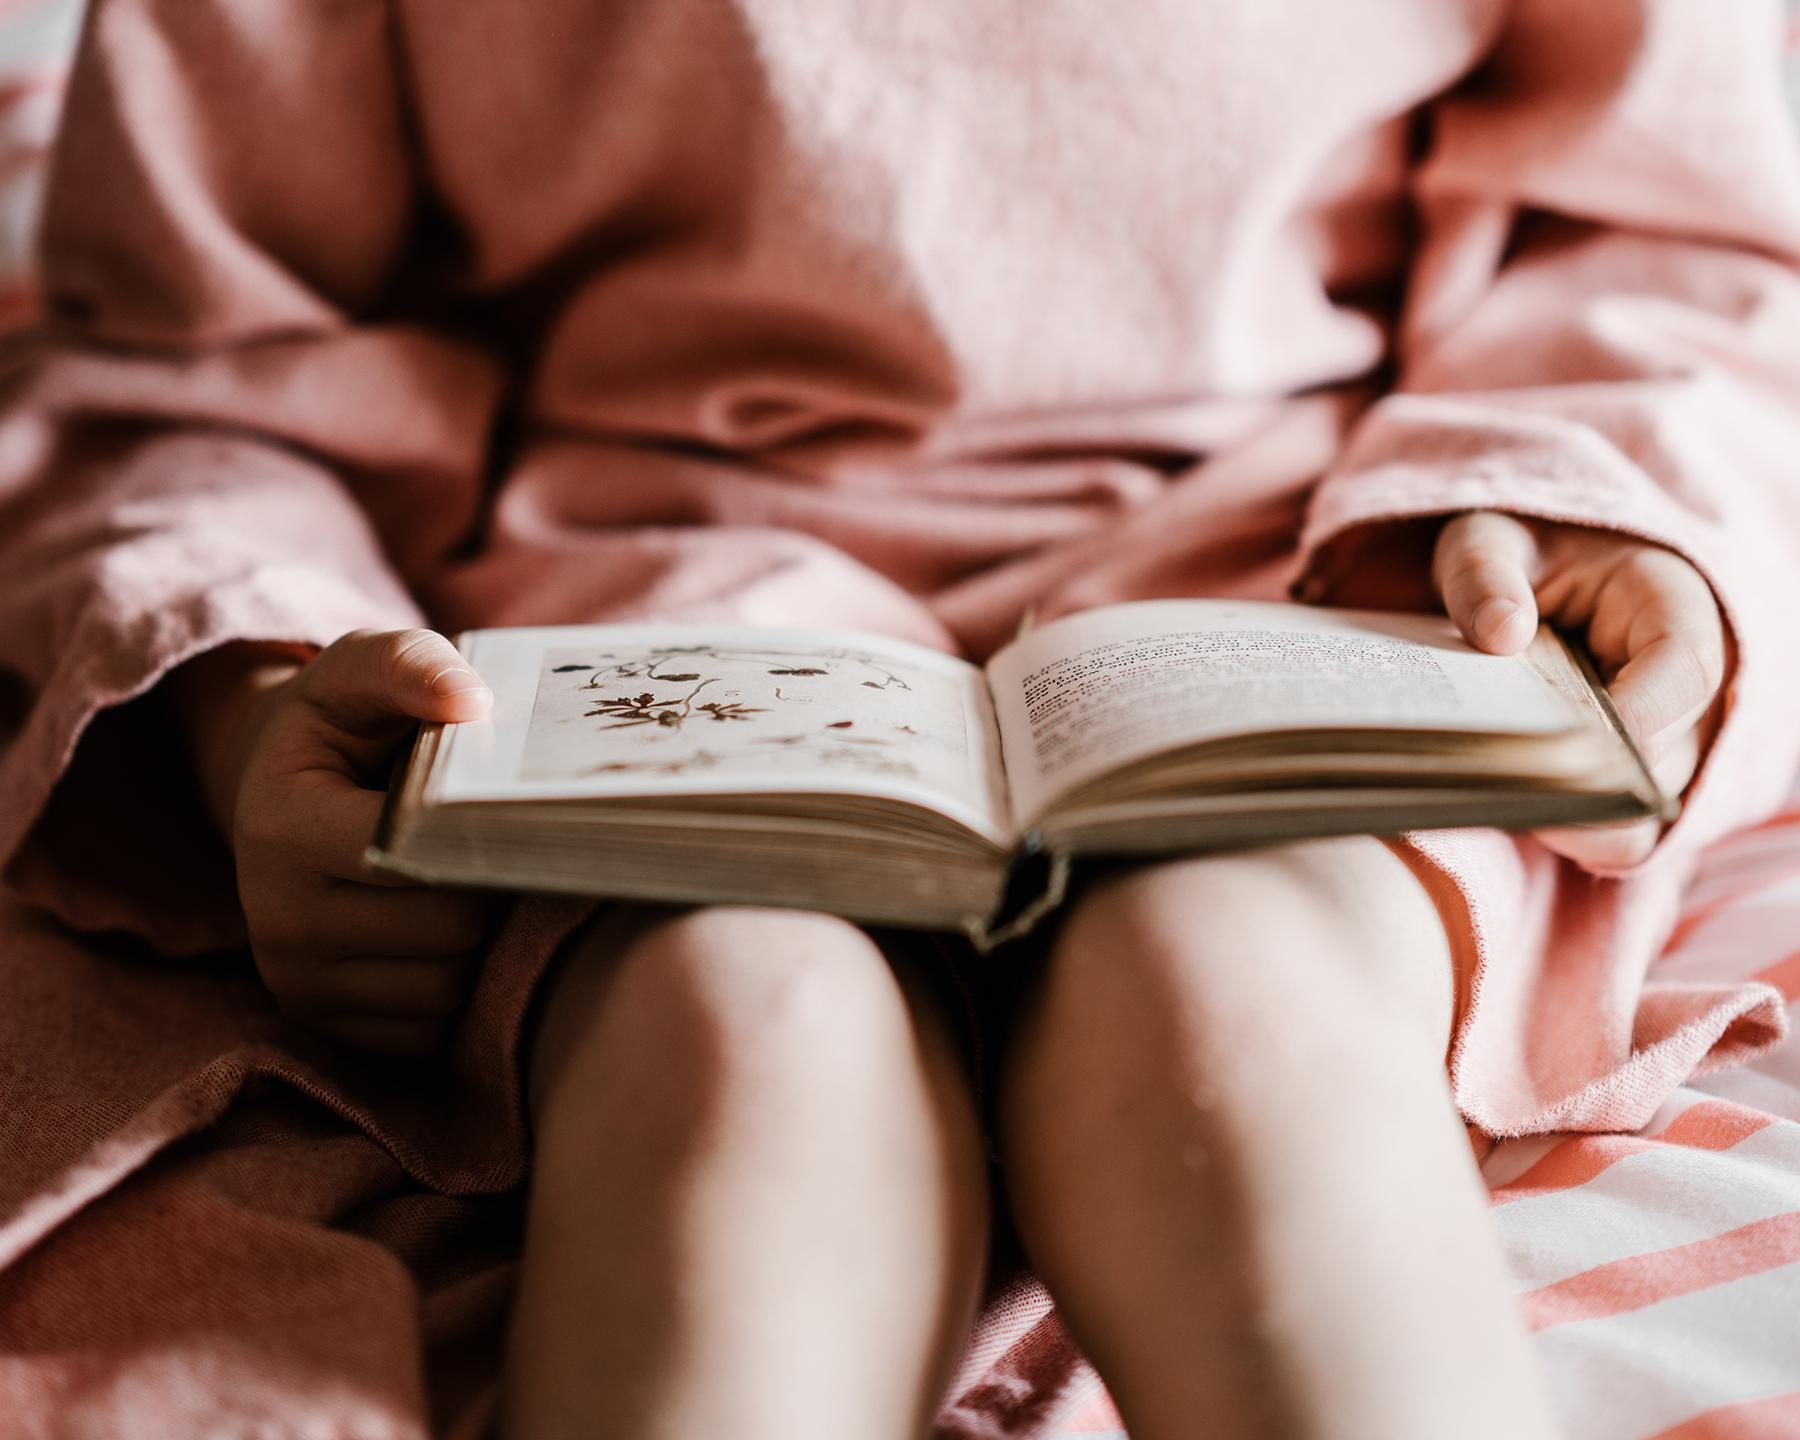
left=3, top=1, right=1800, bottom=1434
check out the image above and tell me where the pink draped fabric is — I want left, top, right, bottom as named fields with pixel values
left=2, top=1, right=1800, bottom=1434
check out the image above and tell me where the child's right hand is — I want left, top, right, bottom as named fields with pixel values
left=170, top=630, right=501, bottom=1054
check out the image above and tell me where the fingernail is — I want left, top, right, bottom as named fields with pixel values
left=1473, top=597, right=1522, bottom=645
left=431, top=665, right=490, bottom=699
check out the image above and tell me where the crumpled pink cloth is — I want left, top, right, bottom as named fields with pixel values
left=3, top=1, right=1800, bottom=1434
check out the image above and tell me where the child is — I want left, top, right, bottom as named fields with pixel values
left=2, top=2, right=1798, bottom=1437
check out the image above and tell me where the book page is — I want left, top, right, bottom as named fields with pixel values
left=430, top=624, right=1012, bottom=846
left=985, top=600, right=1584, bottom=830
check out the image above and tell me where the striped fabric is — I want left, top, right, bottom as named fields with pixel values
left=0, top=0, right=78, bottom=326
left=2, top=5, right=1798, bottom=1438
left=1791, top=4, right=1800, bottom=114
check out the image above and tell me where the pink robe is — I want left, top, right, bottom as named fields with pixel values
left=3, top=1, right=1799, bottom=1433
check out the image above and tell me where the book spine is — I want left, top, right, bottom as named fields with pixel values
left=961, top=832, right=1073, bottom=954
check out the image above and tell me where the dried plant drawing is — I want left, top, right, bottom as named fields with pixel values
left=520, top=637, right=973, bottom=792
left=582, top=678, right=768, bottom=733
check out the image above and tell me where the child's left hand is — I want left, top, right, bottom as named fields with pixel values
left=1432, top=511, right=1727, bottom=870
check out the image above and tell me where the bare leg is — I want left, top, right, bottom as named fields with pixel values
left=1000, top=838, right=1558, bottom=1440
left=502, top=907, right=989, bottom=1440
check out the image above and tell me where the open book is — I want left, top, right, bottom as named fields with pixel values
left=369, top=600, right=1669, bottom=947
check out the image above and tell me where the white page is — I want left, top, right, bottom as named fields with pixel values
left=429, top=623, right=1012, bottom=846
left=985, top=600, right=1583, bottom=830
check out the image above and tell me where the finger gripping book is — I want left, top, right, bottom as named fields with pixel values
left=368, top=599, right=1668, bottom=949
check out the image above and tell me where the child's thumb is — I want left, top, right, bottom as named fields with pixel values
left=300, top=628, right=493, bottom=732
left=1433, top=511, right=1540, bottom=655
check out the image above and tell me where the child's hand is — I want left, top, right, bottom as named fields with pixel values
left=1432, top=512, right=1727, bottom=869
left=172, top=630, right=500, bottom=1054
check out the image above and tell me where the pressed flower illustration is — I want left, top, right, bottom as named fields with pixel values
left=521, top=638, right=968, bottom=790
left=584, top=678, right=768, bottom=732
left=696, top=701, right=764, bottom=722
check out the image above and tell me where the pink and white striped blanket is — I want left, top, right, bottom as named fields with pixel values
left=3, top=6, right=1798, bottom=1437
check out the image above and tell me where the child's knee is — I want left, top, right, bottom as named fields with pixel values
left=626, top=906, right=905, bottom=1069
left=532, top=904, right=911, bottom=1124
left=1044, top=837, right=1455, bottom=1064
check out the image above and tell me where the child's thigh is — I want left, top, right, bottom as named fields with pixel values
left=1042, top=837, right=1458, bottom=1065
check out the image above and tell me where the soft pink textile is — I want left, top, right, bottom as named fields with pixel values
left=2, top=1, right=1800, bottom=1434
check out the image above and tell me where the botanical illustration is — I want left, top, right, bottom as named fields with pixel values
left=519, top=641, right=975, bottom=794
